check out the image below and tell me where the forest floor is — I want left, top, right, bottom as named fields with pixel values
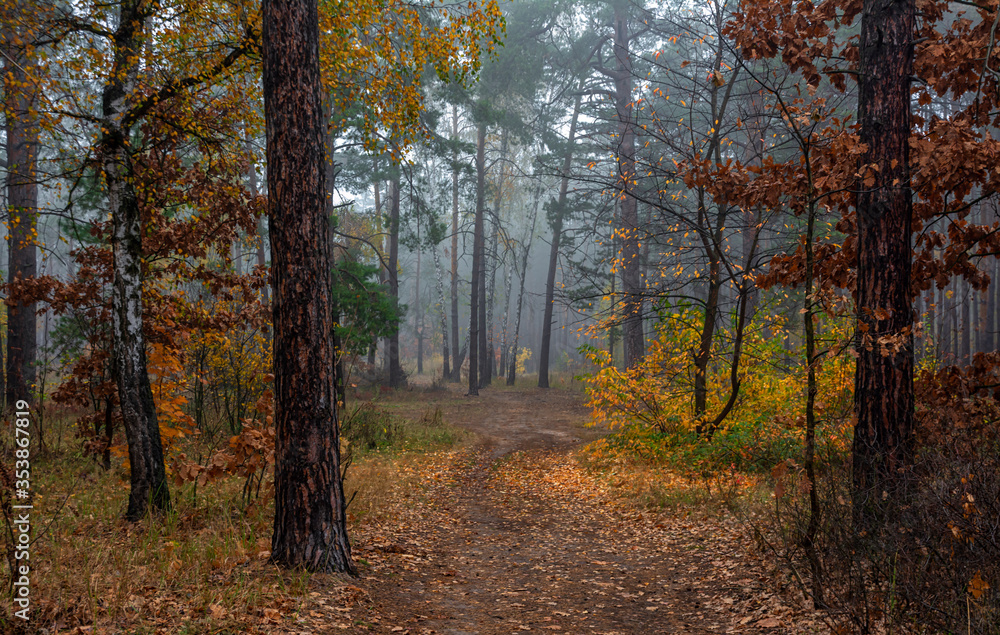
left=296, top=382, right=828, bottom=635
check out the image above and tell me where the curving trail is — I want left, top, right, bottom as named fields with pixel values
left=328, top=386, right=817, bottom=635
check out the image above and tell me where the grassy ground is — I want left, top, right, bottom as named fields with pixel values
left=0, top=394, right=465, bottom=634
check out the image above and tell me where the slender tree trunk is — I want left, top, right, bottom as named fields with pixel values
left=612, top=4, right=644, bottom=368
left=246, top=131, right=269, bottom=306
left=508, top=192, right=540, bottom=386
left=961, top=281, right=971, bottom=363
left=539, top=93, right=582, bottom=388
left=3, top=16, right=38, bottom=409
left=853, top=0, right=916, bottom=523
left=450, top=105, right=462, bottom=382
left=989, top=260, right=998, bottom=352
left=263, top=0, right=353, bottom=573
left=468, top=123, right=486, bottom=395
left=416, top=243, right=423, bottom=375
left=387, top=176, right=404, bottom=388
left=476, top=125, right=489, bottom=390
left=370, top=164, right=382, bottom=367
left=100, top=0, right=170, bottom=520
left=433, top=246, right=451, bottom=380
left=693, top=192, right=721, bottom=430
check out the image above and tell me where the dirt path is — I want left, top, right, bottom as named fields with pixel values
left=327, top=386, right=817, bottom=635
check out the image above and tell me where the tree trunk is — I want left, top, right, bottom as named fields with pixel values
left=476, top=124, right=489, bottom=390
left=246, top=131, right=269, bottom=306
left=961, top=281, right=971, bottom=363
left=613, top=4, right=644, bottom=368
left=484, top=130, right=508, bottom=387
left=693, top=187, right=721, bottom=430
left=989, top=260, right=998, bottom=352
left=3, top=15, right=38, bottom=409
left=387, top=176, right=404, bottom=388
left=415, top=230, right=423, bottom=376
left=99, top=0, right=171, bottom=521
left=853, top=0, right=915, bottom=523
left=468, top=122, right=486, bottom=395
left=450, top=105, right=462, bottom=382
left=539, top=93, right=582, bottom=388
left=433, top=246, right=451, bottom=380
left=508, top=191, right=540, bottom=386
left=263, top=0, right=353, bottom=573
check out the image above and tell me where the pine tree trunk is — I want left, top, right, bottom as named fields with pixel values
left=450, top=106, right=462, bottom=382
left=508, top=191, right=540, bottom=386
left=387, top=177, right=404, bottom=388
left=3, top=16, right=38, bottom=409
left=853, top=0, right=916, bottom=523
left=612, top=4, right=644, bottom=368
left=468, top=123, right=486, bottom=395
left=263, top=0, right=353, bottom=573
left=539, top=93, right=582, bottom=388
left=961, top=281, right=971, bottom=363
left=433, top=246, right=451, bottom=380
left=989, top=260, right=998, bottom=352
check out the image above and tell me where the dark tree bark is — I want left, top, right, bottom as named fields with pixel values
left=539, top=93, right=582, bottom=388
left=386, top=176, right=405, bottom=388
left=853, top=0, right=916, bottom=523
left=263, top=0, right=353, bottom=573
left=100, top=0, right=170, bottom=521
left=468, top=122, right=487, bottom=395
left=3, top=14, right=38, bottom=409
left=612, top=3, right=644, bottom=369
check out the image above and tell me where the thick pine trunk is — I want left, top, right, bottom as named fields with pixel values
left=613, top=4, right=644, bottom=368
left=468, top=123, right=486, bottom=395
left=476, top=125, right=489, bottom=390
left=263, top=0, right=353, bottom=573
left=3, top=19, right=38, bottom=409
left=539, top=94, right=582, bottom=388
left=853, top=0, right=915, bottom=523
left=100, top=0, right=170, bottom=521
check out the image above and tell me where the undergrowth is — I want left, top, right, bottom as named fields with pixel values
left=0, top=401, right=460, bottom=633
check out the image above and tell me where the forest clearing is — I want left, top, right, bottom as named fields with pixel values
left=4, top=0, right=1000, bottom=632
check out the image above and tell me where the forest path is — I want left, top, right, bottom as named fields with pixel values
left=335, top=385, right=807, bottom=635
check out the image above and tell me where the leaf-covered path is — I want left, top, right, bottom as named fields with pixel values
left=325, top=387, right=821, bottom=634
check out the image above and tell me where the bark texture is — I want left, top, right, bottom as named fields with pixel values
left=101, top=0, right=170, bottom=521
left=263, top=0, right=353, bottom=573
left=3, top=12, right=38, bottom=409
left=853, top=0, right=916, bottom=522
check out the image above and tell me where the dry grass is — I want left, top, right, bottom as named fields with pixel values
left=0, top=403, right=463, bottom=634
